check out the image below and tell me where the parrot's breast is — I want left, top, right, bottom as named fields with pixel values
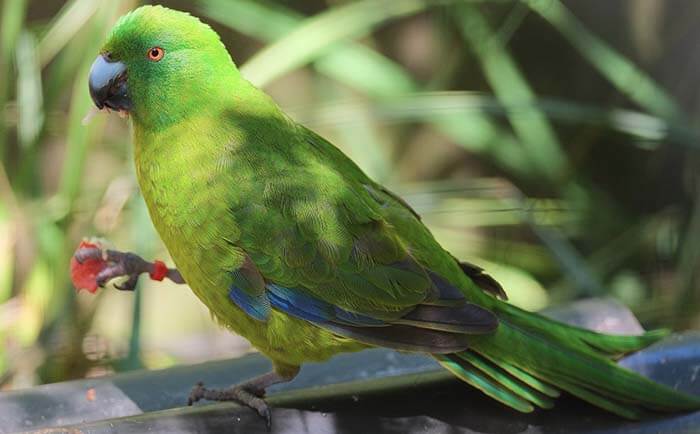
left=131, top=121, right=367, bottom=365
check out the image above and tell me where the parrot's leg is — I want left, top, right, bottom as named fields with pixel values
left=187, top=365, right=300, bottom=428
left=75, top=247, right=185, bottom=290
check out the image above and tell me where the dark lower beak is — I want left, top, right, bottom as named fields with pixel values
left=88, top=55, right=131, bottom=111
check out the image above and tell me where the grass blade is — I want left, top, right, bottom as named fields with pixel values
left=57, top=1, right=122, bottom=210
left=457, top=4, right=567, bottom=181
left=202, top=0, right=419, bottom=97
left=202, top=0, right=534, bottom=178
left=240, top=0, right=448, bottom=87
left=527, top=0, right=682, bottom=120
left=15, top=31, right=43, bottom=150
left=0, top=0, right=28, bottom=162
left=524, top=209, right=606, bottom=297
left=37, top=0, right=101, bottom=67
left=291, top=91, right=700, bottom=147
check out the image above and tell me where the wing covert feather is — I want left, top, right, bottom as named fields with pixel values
left=226, top=126, right=498, bottom=348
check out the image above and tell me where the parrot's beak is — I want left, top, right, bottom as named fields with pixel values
left=88, top=54, right=131, bottom=112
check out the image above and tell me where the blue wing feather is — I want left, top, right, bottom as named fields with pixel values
left=228, top=285, right=270, bottom=321
left=227, top=271, right=493, bottom=354
left=267, top=284, right=333, bottom=323
left=228, top=280, right=388, bottom=327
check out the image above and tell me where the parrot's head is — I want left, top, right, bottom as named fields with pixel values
left=89, top=5, right=236, bottom=128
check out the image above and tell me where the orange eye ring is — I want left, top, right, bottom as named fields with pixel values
left=147, top=47, right=165, bottom=62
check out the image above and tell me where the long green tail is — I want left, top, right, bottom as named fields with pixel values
left=435, top=301, right=700, bottom=419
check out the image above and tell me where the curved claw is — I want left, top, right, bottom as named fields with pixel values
left=248, top=394, right=271, bottom=430
left=188, top=381, right=205, bottom=406
left=115, top=274, right=139, bottom=291
left=95, top=265, right=123, bottom=287
left=75, top=247, right=103, bottom=264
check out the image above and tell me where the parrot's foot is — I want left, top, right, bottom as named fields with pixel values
left=187, top=369, right=299, bottom=430
left=74, top=246, right=184, bottom=290
left=188, top=381, right=271, bottom=427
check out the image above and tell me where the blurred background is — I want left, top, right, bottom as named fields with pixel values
left=0, top=0, right=698, bottom=390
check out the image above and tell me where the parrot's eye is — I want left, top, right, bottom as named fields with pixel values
left=147, top=47, right=165, bottom=62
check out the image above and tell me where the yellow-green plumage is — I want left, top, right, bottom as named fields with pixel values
left=96, top=5, right=699, bottom=417
left=134, top=105, right=369, bottom=369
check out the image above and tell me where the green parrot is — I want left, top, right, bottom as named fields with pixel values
left=83, top=5, right=699, bottom=425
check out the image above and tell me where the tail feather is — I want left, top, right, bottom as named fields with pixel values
left=454, top=352, right=555, bottom=409
left=478, top=351, right=560, bottom=398
left=496, top=302, right=669, bottom=357
left=435, top=354, right=535, bottom=412
left=449, top=303, right=700, bottom=418
left=552, top=377, right=643, bottom=419
left=575, top=328, right=670, bottom=357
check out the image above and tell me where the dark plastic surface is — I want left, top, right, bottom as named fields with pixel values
left=2, top=298, right=699, bottom=434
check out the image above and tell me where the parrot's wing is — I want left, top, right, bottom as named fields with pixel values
left=228, top=130, right=498, bottom=353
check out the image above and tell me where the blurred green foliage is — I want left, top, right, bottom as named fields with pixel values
left=0, top=0, right=698, bottom=389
